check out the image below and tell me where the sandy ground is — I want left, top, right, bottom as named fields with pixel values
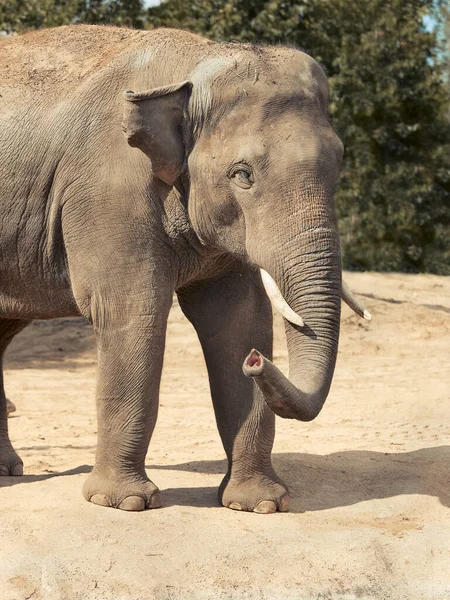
left=1, top=272, right=449, bottom=600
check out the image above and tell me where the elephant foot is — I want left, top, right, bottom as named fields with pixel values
left=219, top=472, right=289, bottom=514
left=0, top=443, right=23, bottom=476
left=83, top=470, right=161, bottom=512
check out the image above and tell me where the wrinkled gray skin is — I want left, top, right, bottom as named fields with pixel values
left=0, top=26, right=343, bottom=512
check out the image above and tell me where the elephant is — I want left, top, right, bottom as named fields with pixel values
left=0, top=25, right=370, bottom=512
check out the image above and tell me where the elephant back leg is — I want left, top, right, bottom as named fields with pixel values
left=0, top=319, right=30, bottom=476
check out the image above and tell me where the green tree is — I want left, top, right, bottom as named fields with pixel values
left=149, top=0, right=450, bottom=273
left=0, top=0, right=144, bottom=34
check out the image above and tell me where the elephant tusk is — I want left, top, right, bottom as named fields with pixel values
left=260, top=269, right=304, bottom=327
left=342, top=280, right=372, bottom=321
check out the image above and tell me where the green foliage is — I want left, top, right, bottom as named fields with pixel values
left=149, top=0, right=450, bottom=274
left=0, top=0, right=144, bottom=33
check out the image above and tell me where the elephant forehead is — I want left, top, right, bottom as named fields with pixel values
left=206, top=118, right=322, bottom=164
left=215, top=88, right=322, bottom=133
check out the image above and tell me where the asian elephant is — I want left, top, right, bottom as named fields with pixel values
left=0, top=25, right=370, bottom=513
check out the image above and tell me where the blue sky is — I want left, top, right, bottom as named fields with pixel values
left=423, top=14, right=437, bottom=32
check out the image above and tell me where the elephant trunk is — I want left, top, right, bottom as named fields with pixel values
left=244, top=228, right=341, bottom=421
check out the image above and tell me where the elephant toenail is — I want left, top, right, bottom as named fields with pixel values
left=279, top=495, right=290, bottom=512
left=90, top=494, right=111, bottom=507
left=12, top=463, right=23, bottom=476
left=0, top=466, right=9, bottom=476
left=228, top=502, right=243, bottom=511
left=118, top=496, right=145, bottom=511
left=253, top=500, right=277, bottom=514
left=149, top=492, right=162, bottom=509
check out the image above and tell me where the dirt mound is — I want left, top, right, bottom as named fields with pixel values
left=1, top=272, right=449, bottom=599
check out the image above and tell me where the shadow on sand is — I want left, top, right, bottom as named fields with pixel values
left=4, top=318, right=96, bottom=370
left=1, top=446, right=448, bottom=512
left=155, top=446, right=450, bottom=511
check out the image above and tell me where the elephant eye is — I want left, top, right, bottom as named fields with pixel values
left=229, top=164, right=254, bottom=189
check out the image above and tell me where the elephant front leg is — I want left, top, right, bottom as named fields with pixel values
left=82, top=293, right=172, bottom=511
left=178, top=268, right=289, bottom=514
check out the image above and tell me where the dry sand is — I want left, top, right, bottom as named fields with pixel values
left=1, top=272, right=449, bottom=600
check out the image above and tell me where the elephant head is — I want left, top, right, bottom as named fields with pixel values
left=122, top=45, right=370, bottom=421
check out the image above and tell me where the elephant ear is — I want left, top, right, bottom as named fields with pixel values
left=122, top=81, right=192, bottom=185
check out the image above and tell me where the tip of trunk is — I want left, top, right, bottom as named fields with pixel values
left=243, top=349, right=329, bottom=421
